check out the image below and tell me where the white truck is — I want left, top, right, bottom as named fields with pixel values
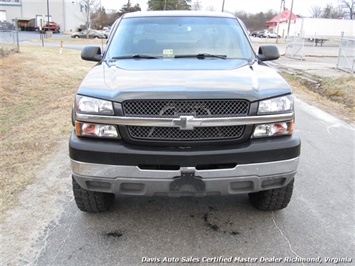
left=289, top=18, right=355, bottom=45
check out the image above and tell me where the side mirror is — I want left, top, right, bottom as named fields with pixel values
left=258, top=45, right=280, bottom=61
left=81, top=46, right=102, bottom=62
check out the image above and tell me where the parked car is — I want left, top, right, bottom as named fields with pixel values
left=103, top=29, right=111, bottom=38
left=258, top=30, right=280, bottom=38
left=250, top=30, right=263, bottom=37
left=71, top=29, right=106, bottom=39
left=70, top=11, right=300, bottom=213
left=38, top=22, right=60, bottom=33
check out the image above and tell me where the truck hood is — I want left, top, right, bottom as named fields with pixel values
left=77, top=59, right=291, bottom=102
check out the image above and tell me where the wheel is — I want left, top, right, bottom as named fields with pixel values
left=72, top=177, right=114, bottom=213
left=94, top=36, right=99, bottom=39
left=248, top=179, right=294, bottom=211
left=74, top=35, right=79, bottom=38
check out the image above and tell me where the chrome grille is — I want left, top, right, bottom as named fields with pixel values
left=122, top=100, right=250, bottom=117
left=127, top=126, right=245, bottom=141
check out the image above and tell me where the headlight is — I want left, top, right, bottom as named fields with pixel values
left=76, top=122, right=120, bottom=139
left=252, top=121, right=294, bottom=138
left=258, top=95, right=293, bottom=114
left=76, top=96, right=113, bottom=115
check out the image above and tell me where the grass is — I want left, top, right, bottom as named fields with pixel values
left=282, top=73, right=355, bottom=124
left=0, top=45, right=95, bottom=221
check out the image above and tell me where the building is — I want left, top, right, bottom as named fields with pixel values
left=0, top=0, right=85, bottom=32
left=266, top=9, right=297, bottom=38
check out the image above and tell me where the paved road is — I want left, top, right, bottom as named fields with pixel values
left=1, top=31, right=90, bottom=50
left=9, top=98, right=353, bottom=266
left=0, top=31, right=70, bottom=43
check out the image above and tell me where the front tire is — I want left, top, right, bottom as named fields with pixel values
left=72, top=177, right=114, bottom=213
left=249, top=179, right=294, bottom=211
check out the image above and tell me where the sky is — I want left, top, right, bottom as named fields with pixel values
left=100, top=0, right=341, bottom=17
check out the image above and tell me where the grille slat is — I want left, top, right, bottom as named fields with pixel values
left=128, top=126, right=245, bottom=141
left=122, top=100, right=249, bottom=142
left=123, top=100, right=249, bottom=117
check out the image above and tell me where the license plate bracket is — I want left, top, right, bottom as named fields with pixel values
left=170, top=176, right=205, bottom=193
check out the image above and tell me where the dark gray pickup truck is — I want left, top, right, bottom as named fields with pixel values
left=69, top=11, right=301, bottom=213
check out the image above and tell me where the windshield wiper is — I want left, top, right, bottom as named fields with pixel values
left=111, top=54, right=160, bottom=59
left=175, top=53, right=227, bottom=59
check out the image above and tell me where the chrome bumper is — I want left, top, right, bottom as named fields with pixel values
left=71, top=157, right=299, bottom=196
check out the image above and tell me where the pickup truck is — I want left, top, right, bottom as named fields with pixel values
left=69, top=11, right=301, bottom=213
left=39, top=22, right=60, bottom=33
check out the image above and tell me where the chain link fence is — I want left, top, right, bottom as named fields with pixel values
left=285, top=33, right=355, bottom=75
left=337, top=33, right=355, bottom=74
left=285, top=36, right=305, bottom=59
left=0, top=28, right=19, bottom=56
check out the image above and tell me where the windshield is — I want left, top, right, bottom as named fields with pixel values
left=106, top=16, right=254, bottom=60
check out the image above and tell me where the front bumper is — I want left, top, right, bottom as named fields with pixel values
left=72, top=157, right=299, bottom=196
left=69, top=132, right=301, bottom=196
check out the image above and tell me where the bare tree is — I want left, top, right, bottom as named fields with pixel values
left=191, top=0, right=202, bottom=10
left=339, top=0, right=354, bottom=19
left=322, top=3, right=345, bottom=18
left=205, top=5, right=216, bottom=11
left=310, top=5, right=323, bottom=18
left=77, top=0, right=100, bottom=30
left=233, top=10, right=277, bottom=31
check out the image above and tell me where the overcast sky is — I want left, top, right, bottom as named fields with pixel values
left=100, top=0, right=341, bottom=17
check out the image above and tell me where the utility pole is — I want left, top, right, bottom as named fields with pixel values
left=222, top=0, right=225, bottom=12
left=46, top=0, right=50, bottom=25
left=287, top=0, right=294, bottom=37
left=276, top=0, right=285, bottom=43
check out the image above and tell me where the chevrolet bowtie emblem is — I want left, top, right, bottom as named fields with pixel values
left=172, top=116, right=201, bottom=130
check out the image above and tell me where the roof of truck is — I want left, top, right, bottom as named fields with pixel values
left=122, top=11, right=236, bottom=19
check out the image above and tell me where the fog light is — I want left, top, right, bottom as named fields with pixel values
left=252, top=121, right=293, bottom=138
left=76, top=122, right=120, bottom=139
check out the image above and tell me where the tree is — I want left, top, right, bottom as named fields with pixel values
left=310, top=5, right=323, bottom=18
left=78, top=0, right=100, bottom=30
left=234, top=10, right=277, bottom=31
left=148, top=0, right=191, bottom=11
left=321, top=3, right=345, bottom=18
left=90, top=1, right=141, bottom=29
left=205, top=5, right=216, bottom=11
left=119, top=0, right=142, bottom=14
left=191, top=1, right=202, bottom=10
left=91, top=7, right=108, bottom=29
left=339, top=0, right=354, bottom=19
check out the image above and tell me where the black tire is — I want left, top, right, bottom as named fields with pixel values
left=248, top=179, right=294, bottom=211
left=72, top=177, right=114, bottom=213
